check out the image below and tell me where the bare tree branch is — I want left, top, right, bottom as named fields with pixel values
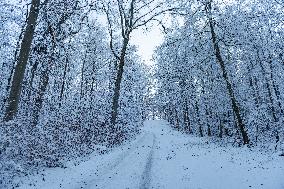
left=134, top=0, right=155, bottom=14
left=117, top=0, right=126, bottom=38
left=133, top=8, right=177, bottom=30
left=132, top=3, right=163, bottom=27
left=103, top=3, right=120, bottom=60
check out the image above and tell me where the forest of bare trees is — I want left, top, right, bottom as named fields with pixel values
left=155, top=0, right=283, bottom=146
left=1, top=0, right=283, bottom=188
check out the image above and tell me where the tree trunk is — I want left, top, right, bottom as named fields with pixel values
left=110, top=38, right=129, bottom=126
left=175, top=108, right=180, bottom=130
left=4, top=0, right=41, bottom=121
left=257, top=52, right=277, bottom=122
left=27, top=61, right=40, bottom=100
left=207, top=125, right=212, bottom=136
left=183, top=99, right=191, bottom=133
left=3, top=21, right=26, bottom=105
left=199, top=125, right=204, bottom=137
left=80, top=53, right=87, bottom=100
left=206, top=2, right=249, bottom=144
left=219, top=120, right=223, bottom=138
left=268, top=59, right=284, bottom=116
left=32, top=69, right=49, bottom=125
left=59, top=57, right=69, bottom=107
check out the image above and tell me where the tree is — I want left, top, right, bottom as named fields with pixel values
left=100, top=0, right=176, bottom=126
left=154, top=0, right=284, bottom=146
left=205, top=1, right=249, bottom=144
left=4, top=0, right=41, bottom=121
left=0, top=1, right=26, bottom=117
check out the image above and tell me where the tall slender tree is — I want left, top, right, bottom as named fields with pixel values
left=4, top=0, right=41, bottom=121
left=101, top=0, right=176, bottom=126
left=205, top=1, right=249, bottom=144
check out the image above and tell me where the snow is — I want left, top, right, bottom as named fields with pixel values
left=18, top=120, right=284, bottom=189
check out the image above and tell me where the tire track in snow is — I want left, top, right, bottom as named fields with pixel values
left=139, top=134, right=156, bottom=189
left=105, top=132, right=149, bottom=171
left=82, top=132, right=151, bottom=189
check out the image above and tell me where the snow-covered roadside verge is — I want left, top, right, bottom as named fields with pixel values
left=15, top=131, right=150, bottom=189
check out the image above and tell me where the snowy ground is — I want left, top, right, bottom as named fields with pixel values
left=18, top=120, right=284, bottom=189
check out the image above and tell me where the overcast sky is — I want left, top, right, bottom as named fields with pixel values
left=130, top=25, right=164, bottom=65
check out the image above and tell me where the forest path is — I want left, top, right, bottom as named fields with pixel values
left=18, top=120, right=284, bottom=189
left=82, top=132, right=156, bottom=189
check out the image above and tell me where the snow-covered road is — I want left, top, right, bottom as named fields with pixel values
left=19, top=120, right=284, bottom=189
